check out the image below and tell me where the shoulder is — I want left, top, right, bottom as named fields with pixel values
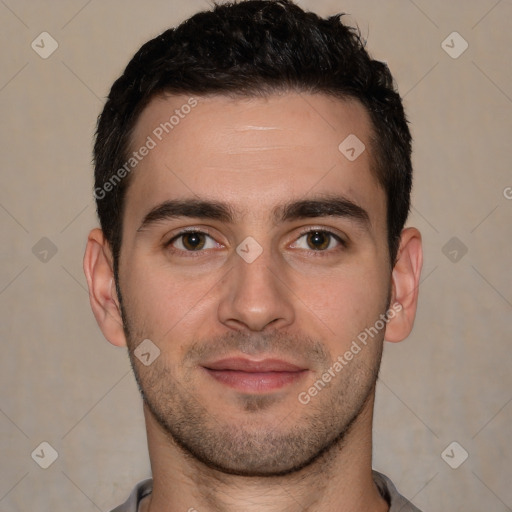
left=372, top=470, right=423, bottom=512
left=109, top=479, right=153, bottom=512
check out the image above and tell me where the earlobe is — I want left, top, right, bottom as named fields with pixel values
left=83, top=228, right=127, bottom=347
left=384, top=227, right=423, bottom=343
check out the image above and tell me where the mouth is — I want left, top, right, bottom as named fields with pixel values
left=201, top=357, right=309, bottom=393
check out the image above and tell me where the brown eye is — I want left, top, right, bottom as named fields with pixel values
left=306, top=231, right=331, bottom=250
left=180, top=232, right=206, bottom=250
left=168, top=231, right=214, bottom=252
left=290, top=230, right=344, bottom=253
left=166, top=230, right=223, bottom=256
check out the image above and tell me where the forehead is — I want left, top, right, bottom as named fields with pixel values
left=125, top=92, right=384, bottom=227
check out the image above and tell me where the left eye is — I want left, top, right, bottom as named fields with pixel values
left=170, top=232, right=219, bottom=251
left=291, top=230, right=342, bottom=251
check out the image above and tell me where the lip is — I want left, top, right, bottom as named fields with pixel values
left=203, top=357, right=305, bottom=372
left=202, top=357, right=308, bottom=393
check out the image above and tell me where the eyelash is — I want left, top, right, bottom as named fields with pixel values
left=165, top=227, right=347, bottom=257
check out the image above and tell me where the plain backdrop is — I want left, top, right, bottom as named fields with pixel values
left=1, top=1, right=511, bottom=510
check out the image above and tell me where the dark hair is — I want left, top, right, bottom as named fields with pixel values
left=94, top=0, right=412, bottom=279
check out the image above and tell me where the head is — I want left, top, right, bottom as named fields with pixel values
left=85, top=0, right=422, bottom=477
left=94, top=0, right=412, bottom=279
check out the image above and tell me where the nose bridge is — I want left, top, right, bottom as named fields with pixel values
left=235, top=242, right=278, bottom=290
left=217, top=241, right=294, bottom=332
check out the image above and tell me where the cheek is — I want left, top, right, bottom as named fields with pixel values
left=119, top=254, right=220, bottom=338
left=292, top=264, right=389, bottom=342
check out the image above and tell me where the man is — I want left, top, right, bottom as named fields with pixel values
left=83, top=1, right=423, bottom=510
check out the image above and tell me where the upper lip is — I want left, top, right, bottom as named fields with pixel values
left=202, top=357, right=306, bottom=372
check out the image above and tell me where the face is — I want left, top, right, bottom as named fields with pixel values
left=117, top=92, right=392, bottom=476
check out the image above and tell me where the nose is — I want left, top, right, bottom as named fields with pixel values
left=217, top=247, right=295, bottom=332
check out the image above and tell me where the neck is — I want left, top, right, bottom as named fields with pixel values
left=141, top=394, right=388, bottom=512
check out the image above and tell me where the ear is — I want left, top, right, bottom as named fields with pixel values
left=384, top=227, right=423, bottom=343
left=83, top=228, right=127, bottom=347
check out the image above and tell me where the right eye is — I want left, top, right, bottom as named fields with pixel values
left=166, top=230, right=223, bottom=254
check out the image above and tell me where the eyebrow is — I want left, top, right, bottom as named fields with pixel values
left=137, top=195, right=370, bottom=232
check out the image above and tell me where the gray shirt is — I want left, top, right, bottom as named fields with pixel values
left=110, top=470, right=422, bottom=511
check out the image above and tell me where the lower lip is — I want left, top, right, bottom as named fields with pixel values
left=203, top=368, right=308, bottom=393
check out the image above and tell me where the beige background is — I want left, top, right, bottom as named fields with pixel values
left=1, top=0, right=511, bottom=510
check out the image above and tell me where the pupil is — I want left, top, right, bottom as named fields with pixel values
left=308, top=231, right=328, bottom=250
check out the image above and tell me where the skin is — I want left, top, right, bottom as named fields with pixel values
left=84, top=92, right=422, bottom=512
